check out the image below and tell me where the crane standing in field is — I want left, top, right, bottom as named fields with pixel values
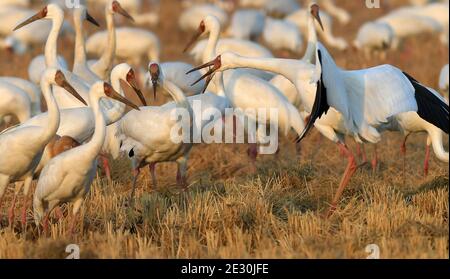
left=0, top=69, right=86, bottom=226
left=33, top=82, right=140, bottom=234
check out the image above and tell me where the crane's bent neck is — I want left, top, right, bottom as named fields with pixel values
left=45, top=14, right=64, bottom=68
left=163, top=80, right=191, bottom=111
left=203, top=24, right=220, bottom=63
left=40, top=81, right=60, bottom=144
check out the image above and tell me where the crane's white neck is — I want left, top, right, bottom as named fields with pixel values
left=95, top=10, right=116, bottom=80
left=45, top=14, right=64, bottom=68
left=73, top=15, right=87, bottom=68
left=203, top=23, right=220, bottom=63
left=163, top=80, right=191, bottom=112
left=79, top=91, right=107, bottom=162
left=40, top=80, right=60, bottom=145
left=214, top=72, right=226, bottom=98
left=304, top=15, right=318, bottom=64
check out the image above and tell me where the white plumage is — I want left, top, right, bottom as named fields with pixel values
left=179, top=4, right=228, bottom=32
left=228, top=9, right=265, bottom=40
left=262, top=18, right=303, bottom=54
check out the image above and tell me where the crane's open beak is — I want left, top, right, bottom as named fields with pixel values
left=183, top=22, right=205, bottom=53
left=104, top=82, right=140, bottom=111
left=311, top=4, right=324, bottom=32
left=13, top=6, right=48, bottom=31
left=187, top=56, right=221, bottom=92
left=126, top=69, right=147, bottom=106
left=55, top=70, right=88, bottom=106
left=113, top=1, right=135, bottom=22
left=86, top=11, right=100, bottom=27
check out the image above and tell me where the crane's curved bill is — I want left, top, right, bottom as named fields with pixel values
left=55, top=71, right=88, bottom=106
left=86, top=11, right=100, bottom=27
left=149, top=63, right=160, bottom=101
left=104, top=83, right=140, bottom=111
left=311, top=4, right=324, bottom=31
left=187, top=56, right=222, bottom=93
left=13, top=7, right=48, bottom=31
left=183, top=28, right=204, bottom=53
left=126, top=69, right=147, bottom=106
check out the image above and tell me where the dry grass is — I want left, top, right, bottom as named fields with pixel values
left=0, top=0, right=448, bottom=259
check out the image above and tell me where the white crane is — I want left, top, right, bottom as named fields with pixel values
left=0, top=82, right=31, bottom=127
left=13, top=4, right=93, bottom=110
left=119, top=67, right=194, bottom=196
left=262, top=18, right=303, bottom=55
left=143, top=62, right=206, bottom=97
left=178, top=3, right=228, bottom=32
left=87, top=0, right=136, bottom=81
left=0, top=5, right=73, bottom=54
left=354, top=6, right=443, bottom=54
left=0, top=69, right=86, bottom=226
left=186, top=21, right=274, bottom=81
left=33, top=81, right=139, bottom=234
left=286, top=8, right=348, bottom=51
left=86, top=27, right=161, bottom=67
left=0, top=77, right=41, bottom=117
left=72, top=5, right=101, bottom=85
left=187, top=15, right=306, bottom=166
left=86, top=0, right=142, bottom=14
left=227, top=9, right=265, bottom=41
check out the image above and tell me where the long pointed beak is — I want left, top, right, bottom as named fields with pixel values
left=313, top=12, right=324, bottom=32
left=126, top=77, right=146, bottom=106
left=183, top=29, right=203, bottom=53
left=116, top=5, right=135, bottom=22
left=108, top=86, right=140, bottom=111
left=61, top=80, right=88, bottom=106
left=187, top=60, right=218, bottom=87
left=152, top=80, right=157, bottom=100
left=86, top=11, right=100, bottom=27
left=13, top=11, right=44, bottom=31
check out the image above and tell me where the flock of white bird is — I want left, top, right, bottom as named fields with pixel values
left=0, top=0, right=448, bottom=234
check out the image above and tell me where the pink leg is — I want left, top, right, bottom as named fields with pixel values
left=326, top=144, right=358, bottom=218
left=100, top=154, right=112, bottom=182
left=149, top=163, right=157, bottom=189
left=43, top=213, right=50, bottom=237
left=371, top=145, right=378, bottom=173
left=401, top=134, right=410, bottom=184
left=8, top=194, right=17, bottom=227
left=69, top=212, right=78, bottom=235
left=176, top=167, right=187, bottom=190
left=21, top=194, right=31, bottom=227
left=54, top=206, right=64, bottom=220
left=423, top=144, right=430, bottom=177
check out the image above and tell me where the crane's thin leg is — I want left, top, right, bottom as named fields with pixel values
left=423, top=144, right=431, bottom=177
left=326, top=143, right=358, bottom=218
left=69, top=199, right=83, bottom=235
left=8, top=193, right=17, bottom=227
left=54, top=206, right=64, bottom=220
left=129, top=168, right=140, bottom=208
left=401, top=133, right=411, bottom=185
left=176, top=158, right=188, bottom=191
left=149, top=163, right=157, bottom=190
left=100, top=154, right=112, bottom=183
left=21, top=177, right=33, bottom=227
left=371, top=144, right=378, bottom=174
left=43, top=212, right=50, bottom=237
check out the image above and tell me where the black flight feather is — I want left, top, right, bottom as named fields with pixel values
left=296, top=49, right=330, bottom=143
left=403, top=71, right=449, bottom=134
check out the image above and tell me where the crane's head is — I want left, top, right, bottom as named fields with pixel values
left=74, top=5, right=100, bottom=27
left=310, top=3, right=324, bottom=32
left=187, top=53, right=230, bottom=93
left=45, top=68, right=88, bottom=106
left=101, top=82, right=140, bottom=111
left=13, top=4, right=64, bottom=31
left=109, top=0, right=135, bottom=22
left=148, top=63, right=161, bottom=100
left=183, top=15, right=220, bottom=53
